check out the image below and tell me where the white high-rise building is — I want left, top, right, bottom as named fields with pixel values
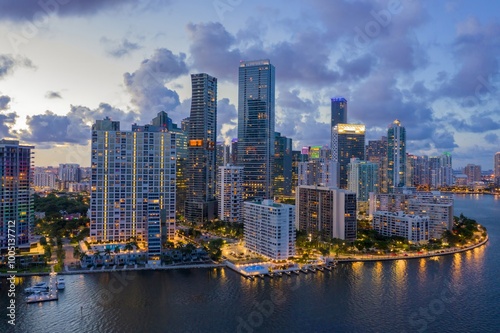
left=34, top=168, right=57, bottom=190
left=218, top=165, right=244, bottom=223
left=243, top=199, right=295, bottom=260
left=408, top=192, right=453, bottom=239
left=59, top=163, right=81, bottom=182
left=373, top=211, right=429, bottom=243
left=90, top=117, right=176, bottom=260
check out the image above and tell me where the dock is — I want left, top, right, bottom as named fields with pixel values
left=26, top=272, right=58, bottom=304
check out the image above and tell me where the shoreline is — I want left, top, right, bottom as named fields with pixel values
left=1, top=236, right=488, bottom=278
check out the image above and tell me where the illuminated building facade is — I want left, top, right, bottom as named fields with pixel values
left=90, top=117, right=176, bottom=259
left=296, top=185, right=357, bottom=241
left=0, top=140, right=34, bottom=250
left=243, top=199, right=295, bottom=260
left=273, top=132, right=292, bottom=196
left=332, top=124, right=366, bottom=189
left=237, top=59, right=275, bottom=199
left=387, top=120, right=406, bottom=190
left=185, top=73, right=218, bottom=224
left=373, top=211, right=429, bottom=243
left=218, top=165, right=244, bottom=223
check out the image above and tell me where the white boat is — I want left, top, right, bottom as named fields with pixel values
left=26, top=291, right=58, bottom=303
left=25, top=282, right=49, bottom=293
left=56, top=277, right=65, bottom=290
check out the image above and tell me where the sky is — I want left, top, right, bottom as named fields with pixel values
left=0, top=0, right=499, bottom=170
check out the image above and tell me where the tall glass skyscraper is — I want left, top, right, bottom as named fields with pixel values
left=237, top=59, right=275, bottom=199
left=387, top=119, right=406, bottom=190
left=331, top=97, right=347, bottom=128
left=185, top=73, right=218, bottom=224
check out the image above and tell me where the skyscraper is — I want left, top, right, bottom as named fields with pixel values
left=332, top=124, right=366, bottom=189
left=387, top=120, right=406, bottom=190
left=331, top=97, right=347, bottom=128
left=89, top=117, right=176, bottom=259
left=347, top=158, right=379, bottom=202
left=237, top=59, right=275, bottom=199
left=464, top=164, right=481, bottom=185
left=185, top=73, right=218, bottom=224
left=0, top=140, right=34, bottom=250
left=273, top=132, right=293, bottom=196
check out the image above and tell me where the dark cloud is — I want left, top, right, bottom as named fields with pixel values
left=446, top=112, right=500, bottom=133
left=337, top=54, right=376, bottom=81
left=0, top=95, right=11, bottom=110
left=0, top=54, right=34, bottom=79
left=124, top=48, right=188, bottom=121
left=186, top=22, right=241, bottom=81
left=276, top=89, right=329, bottom=148
left=0, top=111, right=17, bottom=138
left=0, top=0, right=139, bottom=21
left=16, top=103, right=137, bottom=146
left=435, top=17, right=500, bottom=103
left=484, top=133, right=499, bottom=144
left=431, top=130, right=458, bottom=149
left=101, top=37, right=142, bottom=58
left=45, top=91, right=62, bottom=99
left=17, top=110, right=88, bottom=144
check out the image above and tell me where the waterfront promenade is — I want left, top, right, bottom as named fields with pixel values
left=1, top=235, right=488, bottom=277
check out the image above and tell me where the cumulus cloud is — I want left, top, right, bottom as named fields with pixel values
left=446, top=111, right=500, bottom=133
left=101, top=37, right=142, bottom=58
left=0, top=95, right=11, bottom=110
left=484, top=133, right=499, bottom=144
left=217, top=98, right=237, bottom=143
left=276, top=89, right=329, bottom=147
left=435, top=17, right=500, bottom=103
left=45, top=91, right=62, bottom=99
left=186, top=22, right=241, bottom=81
left=124, top=48, right=188, bottom=121
left=16, top=103, right=138, bottom=146
left=0, top=54, right=34, bottom=79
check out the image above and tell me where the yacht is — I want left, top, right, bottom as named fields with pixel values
left=56, top=277, right=65, bottom=290
left=25, top=282, right=49, bottom=293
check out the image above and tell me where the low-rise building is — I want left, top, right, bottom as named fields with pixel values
left=373, top=211, right=429, bottom=243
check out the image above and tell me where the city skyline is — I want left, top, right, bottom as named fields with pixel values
left=0, top=1, right=499, bottom=169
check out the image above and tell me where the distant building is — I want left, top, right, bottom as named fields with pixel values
left=296, top=185, right=357, bottom=241
left=464, top=164, right=481, bottom=185
left=243, top=199, right=295, bottom=261
left=373, top=211, right=429, bottom=243
left=291, top=150, right=308, bottom=194
left=298, top=146, right=337, bottom=188
left=495, top=152, right=500, bottom=186
left=366, top=136, right=388, bottom=193
left=347, top=158, right=378, bottom=213
left=218, top=165, right=244, bottom=223
left=387, top=120, right=406, bottom=190
left=370, top=190, right=453, bottom=240
left=0, top=139, right=35, bottom=250
left=34, top=168, right=57, bottom=190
